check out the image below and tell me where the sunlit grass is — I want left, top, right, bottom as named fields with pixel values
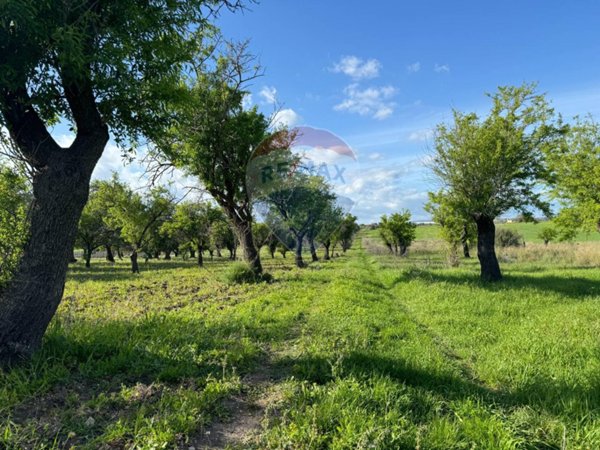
left=1, top=239, right=600, bottom=448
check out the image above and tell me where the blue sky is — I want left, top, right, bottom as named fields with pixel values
left=52, top=1, right=600, bottom=223
left=211, top=0, right=600, bottom=222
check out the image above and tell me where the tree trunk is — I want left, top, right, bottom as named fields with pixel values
left=117, top=247, right=123, bottom=260
left=0, top=129, right=107, bottom=365
left=69, top=249, right=78, bottom=263
left=208, top=249, right=214, bottom=261
left=461, top=225, right=471, bottom=258
left=216, top=248, right=222, bottom=258
left=164, top=251, right=171, bottom=260
left=475, top=215, right=502, bottom=282
left=295, top=234, right=305, bottom=268
left=85, top=246, right=92, bottom=268
left=226, top=213, right=262, bottom=274
left=130, top=250, right=139, bottom=274
left=197, top=244, right=204, bottom=267
left=105, top=245, right=115, bottom=263
left=190, top=249, right=196, bottom=259
left=309, top=237, right=319, bottom=262
left=323, top=242, right=331, bottom=260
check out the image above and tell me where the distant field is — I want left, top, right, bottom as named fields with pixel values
left=364, top=221, right=600, bottom=243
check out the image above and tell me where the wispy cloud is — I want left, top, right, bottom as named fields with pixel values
left=434, top=63, right=450, bottom=73
left=334, top=84, right=397, bottom=120
left=259, top=86, right=277, bottom=104
left=407, top=62, right=421, bottom=73
left=408, top=129, right=434, bottom=142
left=331, top=55, right=382, bottom=80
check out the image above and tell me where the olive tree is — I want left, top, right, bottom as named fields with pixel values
left=0, top=0, right=243, bottom=364
left=429, top=84, right=560, bottom=281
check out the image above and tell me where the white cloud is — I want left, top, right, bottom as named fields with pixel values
left=259, top=86, right=277, bottom=104
left=368, top=152, right=383, bottom=160
left=334, top=83, right=397, bottom=120
left=242, top=93, right=254, bottom=110
left=407, top=62, right=421, bottom=73
left=272, top=108, right=302, bottom=128
left=434, top=63, right=450, bottom=73
left=408, top=129, right=433, bottom=142
left=331, top=56, right=382, bottom=80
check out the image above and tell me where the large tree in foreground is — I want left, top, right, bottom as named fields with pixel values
left=429, top=84, right=560, bottom=281
left=0, top=0, right=241, bottom=364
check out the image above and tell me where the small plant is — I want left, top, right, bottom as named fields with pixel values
left=496, top=228, right=524, bottom=248
left=223, top=262, right=273, bottom=284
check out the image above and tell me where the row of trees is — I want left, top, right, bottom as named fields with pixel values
left=427, top=83, right=600, bottom=281
left=76, top=175, right=360, bottom=273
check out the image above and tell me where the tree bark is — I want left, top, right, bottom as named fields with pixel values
left=294, top=234, right=306, bottom=268
left=164, top=251, right=171, bottom=260
left=130, top=250, right=140, bottom=274
left=323, top=242, right=331, bottom=260
left=0, top=127, right=108, bottom=365
left=105, top=245, right=115, bottom=263
left=84, top=246, right=93, bottom=268
left=309, top=237, right=319, bottom=262
left=197, top=244, right=203, bottom=267
left=474, top=215, right=502, bottom=281
left=461, top=224, right=471, bottom=258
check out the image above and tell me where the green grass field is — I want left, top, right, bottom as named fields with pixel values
left=362, top=222, right=600, bottom=244
left=1, top=234, right=600, bottom=449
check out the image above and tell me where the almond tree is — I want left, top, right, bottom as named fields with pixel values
left=0, top=0, right=244, bottom=364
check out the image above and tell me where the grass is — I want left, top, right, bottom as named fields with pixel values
left=1, top=237, right=600, bottom=448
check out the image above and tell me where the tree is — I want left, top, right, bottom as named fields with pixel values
left=429, top=84, right=561, bottom=281
left=253, top=223, right=272, bottom=255
left=0, top=165, right=29, bottom=289
left=161, top=201, right=223, bottom=267
left=538, top=227, right=558, bottom=246
left=76, top=187, right=113, bottom=268
left=379, top=211, right=416, bottom=256
left=314, top=205, right=344, bottom=261
left=155, top=43, right=267, bottom=274
left=262, top=176, right=336, bottom=268
left=425, top=192, right=476, bottom=258
left=0, top=0, right=243, bottom=364
left=545, top=117, right=600, bottom=237
left=210, top=218, right=237, bottom=260
left=332, top=214, right=360, bottom=255
left=105, top=181, right=175, bottom=273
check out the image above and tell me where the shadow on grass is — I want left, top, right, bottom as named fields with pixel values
left=274, top=350, right=600, bottom=420
left=391, top=267, right=600, bottom=300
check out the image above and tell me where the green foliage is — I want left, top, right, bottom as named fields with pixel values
left=222, top=262, right=273, bottom=285
left=0, top=166, right=29, bottom=288
left=0, top=0, right=241, bottom=145
left=496, top=228, right=524, bottom=247
left=331, top=213, right=360, bottom=252
left=430, top=83, right=560, bottom=222
left=379, top=210, right=416, bottom=255
left=252, top=222, right=272, bottom=250
left=161, top=200, right=223, bottom=252
left=538, top=227, right=558, bottom=245
left=545, top=117, right=600, bottom=237
left=101, top=176, right=175, bottom=252
left=426, top=191, right=476, bottom=248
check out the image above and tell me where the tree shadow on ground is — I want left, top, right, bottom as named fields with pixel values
left=273, top=350, right=600, bottom=421
left=390, top=268, right=600, bottom=300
